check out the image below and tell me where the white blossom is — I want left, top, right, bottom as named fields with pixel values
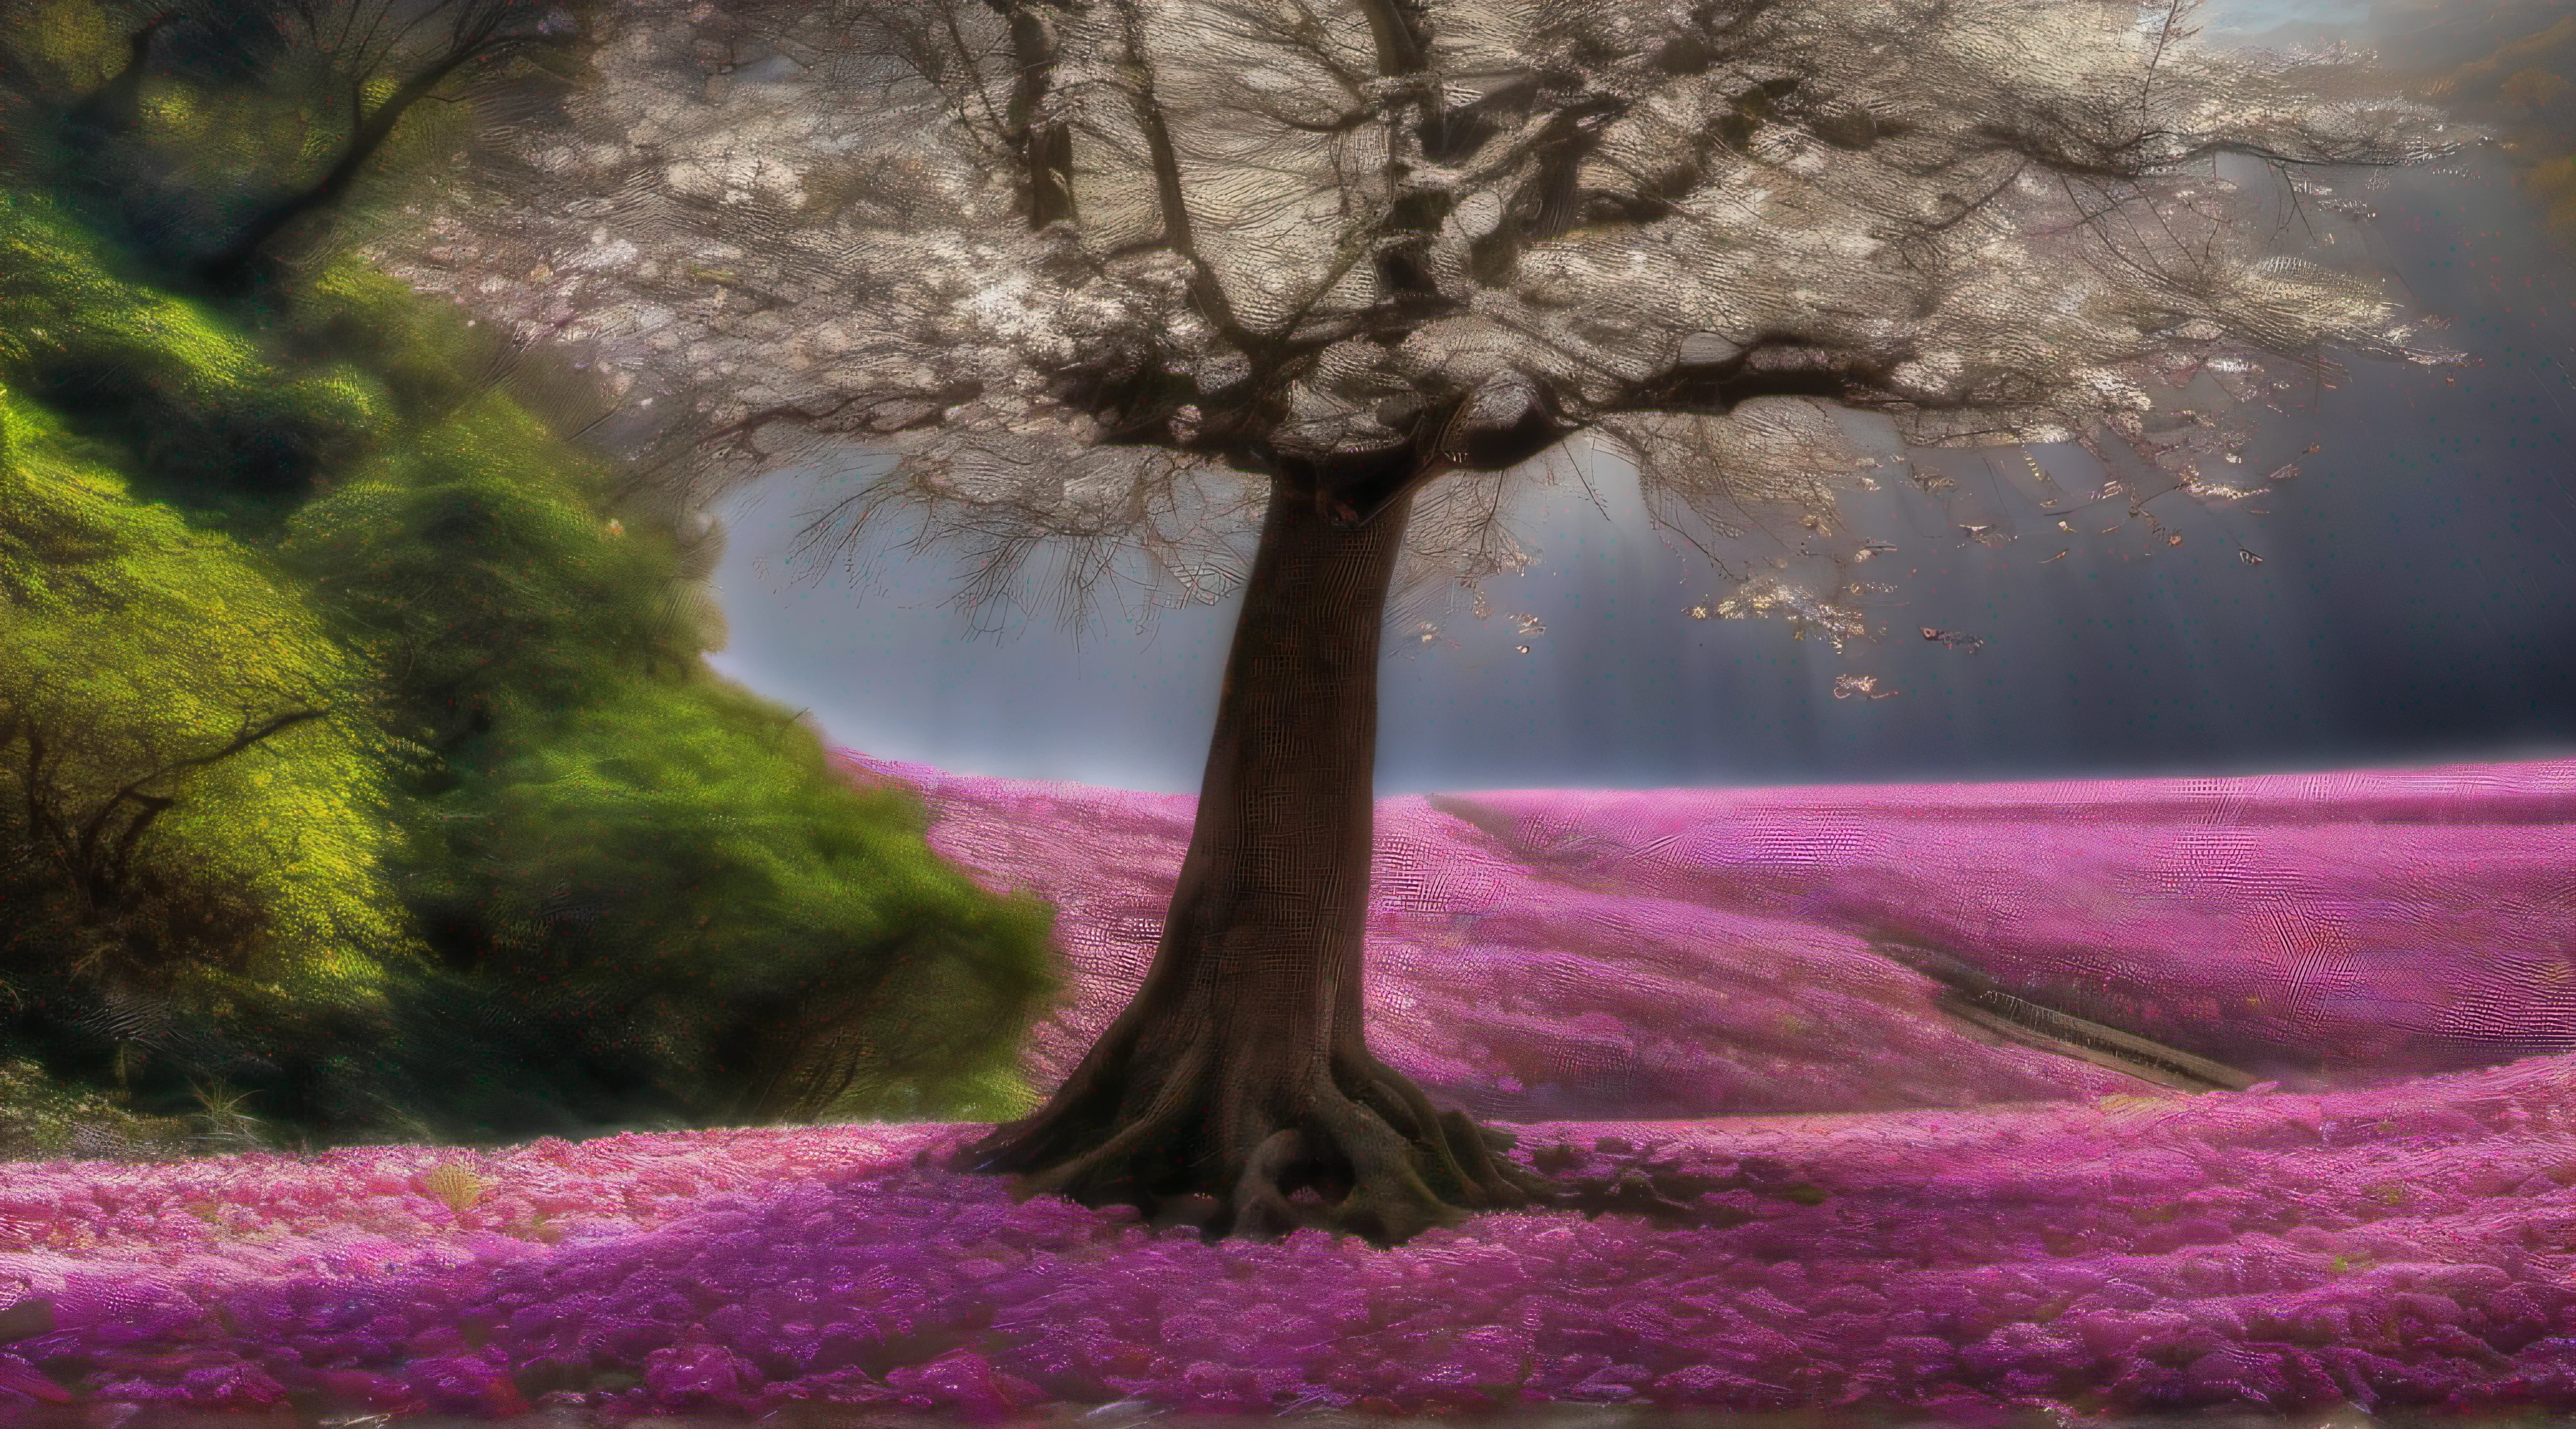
left=384, top=0, right=2459, bottom=630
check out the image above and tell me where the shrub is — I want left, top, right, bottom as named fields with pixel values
left=279, top=391, right=712, bottom=757
left=0, top=183, right=1063, bottom=1147
left=407, top=677, right=1060, bottom=1128
left=0, top=191, right=391, bottom=511
left=0, top=379, right=417, bottom=1123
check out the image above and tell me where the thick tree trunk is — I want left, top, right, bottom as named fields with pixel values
left=956, top=482, right=1545, bottom=1244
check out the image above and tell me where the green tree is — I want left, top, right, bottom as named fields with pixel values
left=0, top=65, right=1063, bottom=1146
left=0, top=376, right=416, bottom=1113
left=280, top=266, right=1060, bottom=1132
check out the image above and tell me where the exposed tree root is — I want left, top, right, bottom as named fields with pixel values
left=953, top=1023, right=1556, bottom=1246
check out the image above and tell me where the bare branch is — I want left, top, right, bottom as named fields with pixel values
left=197, top=0, right=578, bottom=289
left=70, top=707, right=328, bottom=903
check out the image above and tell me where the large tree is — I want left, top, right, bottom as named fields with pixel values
left=380, top=0, right=2456, bottom=1242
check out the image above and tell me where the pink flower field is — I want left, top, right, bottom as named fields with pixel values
left=1, top=755, right=2572, bottom=1423
left=849, top=752, right=2576, bottom=1113
left=4, top=1062, right=2576, bottom=1423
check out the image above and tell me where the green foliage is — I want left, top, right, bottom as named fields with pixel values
left=279, top=390, right=711, bottom=755
left=0, top=128, right=1062, bottom=1148
left=0, top=383, right=413, bottom=998
left=278, top=239, right=1055, bottom=1137
left=0, top=377, right=419, bottom=1138
left=287, top=260, right=506, bottom=422
left=0, top=191, right=392, bottom=511
left=408, top=679, right=1059, bottom=1127
left=3, top=0, right=118, bottom=92
left=3, top=0, right=525, bottom=288
left=272, top=260, right=1065, bottom=1132
left=0, top=1057, right=192, bottom=1160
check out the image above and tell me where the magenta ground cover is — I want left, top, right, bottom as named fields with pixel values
left=4, top=755, right=2574, bottom=1422
left=843, top=753, right=2576, bottom=1115
left=2, top=1060, right=2574, bottom=1421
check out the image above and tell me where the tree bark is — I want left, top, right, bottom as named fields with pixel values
left=956, top=481, right=1546, bottom=1245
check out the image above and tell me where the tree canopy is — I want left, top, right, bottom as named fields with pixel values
left=390, top=0, right=2457, bottom=637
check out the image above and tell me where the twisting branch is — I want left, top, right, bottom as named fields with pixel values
left=196, top=0, right=574, bottom=291
left=382, top=0, right=2452, bottom=637
left=1107, top=0, right=1259, bottom=352
left=1, top=692, right=327, bottom=914
left=71, top=707, right=328, bottom=902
